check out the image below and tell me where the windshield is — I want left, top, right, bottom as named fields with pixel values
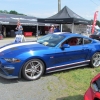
left=37, top=34, right=65, bottom=47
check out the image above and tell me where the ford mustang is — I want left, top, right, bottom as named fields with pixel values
left=84, top=73, right=100, bottom=100
left=0, top=32, right=100, bottom=81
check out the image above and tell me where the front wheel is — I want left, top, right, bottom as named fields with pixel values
left=22, top=59, right=45, bottom=81
left=90, top=52, right=100, bottom=68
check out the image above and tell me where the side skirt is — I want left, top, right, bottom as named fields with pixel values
left=46, top=63, right=89, bottom=73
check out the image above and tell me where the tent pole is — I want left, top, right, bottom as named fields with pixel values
left=36, top=24, right=38, bottom=40
left=61, top=24, right=62, bottom=32
left=71, top=23, right=74, bottom=33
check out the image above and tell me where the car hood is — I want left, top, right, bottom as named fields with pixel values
left=0, top=42, right=49, bottom=56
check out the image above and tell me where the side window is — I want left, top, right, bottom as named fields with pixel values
left=68, top=37, right=78, bottom=46
left=61, top=37, right=83, bottom=46
left=61, top=39, right=68, bottom=46
left=76, top=38, right=83, bottom=45
left=83, top=38, right=91, bottom=44
left=62, top=37, right=83, bottom=46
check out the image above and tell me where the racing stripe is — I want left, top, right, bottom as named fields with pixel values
left=0, top=42, right=38, bottom=52
left=47, top=60, right=90, bottom=70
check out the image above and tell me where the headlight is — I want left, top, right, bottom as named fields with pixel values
left=91, top=83, right=98, bottom=92
left=3, top=58, right=21, bottom=63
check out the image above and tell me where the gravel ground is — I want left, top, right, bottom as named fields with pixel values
left=0, top=37, right=68, bottom=100
left=0, top=75, right=67, bottom=100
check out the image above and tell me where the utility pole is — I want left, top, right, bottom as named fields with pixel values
left=58, top=0, right=62, bottom=31
left=58, top=0, right=61, bottom=12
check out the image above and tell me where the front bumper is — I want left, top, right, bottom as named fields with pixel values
left=0, top=68, right=18, bottom=79
left=0, top=61, right=19, bottom=79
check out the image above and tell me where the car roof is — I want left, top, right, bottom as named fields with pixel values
left=53, top=32, right=84, bottom=37
left=53, top=32, right=96, bottom=42
left=53, top=32, right=100, bottom=44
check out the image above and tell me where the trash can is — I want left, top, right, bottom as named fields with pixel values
left=0, top=34, right=3, bottom=40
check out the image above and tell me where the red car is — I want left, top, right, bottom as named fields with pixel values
left=84, top=73, right=100, bottom=100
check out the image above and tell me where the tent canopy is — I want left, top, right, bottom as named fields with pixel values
left=0, top=13, right=46, bottom=26
left=38, top=6, right=90, bottom=24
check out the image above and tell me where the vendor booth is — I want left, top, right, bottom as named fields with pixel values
left=0, top=13, right=47, bottom=37
left=38, top=6, right=90, bottom=33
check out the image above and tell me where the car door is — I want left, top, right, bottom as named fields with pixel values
left=82, top=37, right=92, bottom=58
left=53, top=37, right=90, bottom=68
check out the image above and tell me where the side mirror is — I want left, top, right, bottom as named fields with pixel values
left=61, top=44, right=70, bottom=49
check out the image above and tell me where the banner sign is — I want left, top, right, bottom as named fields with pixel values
left=91, top=11, right=99, bottom=34
left=14, top=35, right=26, bottom=43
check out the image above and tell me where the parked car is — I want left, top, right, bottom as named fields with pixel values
left=80, top=32, right=90, bottom=37
left=84, top=73, right=100, bottom=100
left=0, top=32, right=100, bottom=81
left=89, top=32, right=100, bottom=40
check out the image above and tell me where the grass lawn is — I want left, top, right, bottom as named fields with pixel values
left=51, top=66, right=100, bottom=100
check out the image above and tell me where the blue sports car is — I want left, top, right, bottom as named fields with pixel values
left=0, top=32, right=100, bottom=80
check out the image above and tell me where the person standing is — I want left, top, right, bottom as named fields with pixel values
left=15, top=22, right=23, bottom=35
left=49, top=25, right=54, bottom=33
left=3, top=26, right=6, bottom=37
left=54, top=26, right=60, bottom=32
left=0, top=25, right=3, bottom=40
left=14, top=21, right=25, bottom=43
left=0, top=25, right=2, bottom=34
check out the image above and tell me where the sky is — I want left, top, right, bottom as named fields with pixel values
left=0, top=0, right=100, bottom=20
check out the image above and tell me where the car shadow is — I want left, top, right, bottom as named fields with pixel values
left=56, top=94, right=83, bottom=100
left=0, top=77, right=20, bottom=84
left=0, top=65, right=90, bottom=84
left=0, top=77, right=31, bottom=84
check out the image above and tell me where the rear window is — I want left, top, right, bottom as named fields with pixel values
left=83, top=38, right=91, bottom=44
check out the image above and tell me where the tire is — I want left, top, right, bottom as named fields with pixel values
left=90, top=52, right=100, bottom=68
left=22, top=59, right=45, bottom=81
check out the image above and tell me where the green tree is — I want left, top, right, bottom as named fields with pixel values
left=0, top=10, right=3, bottom=13
left=96, top=20, right=100, bottom=27
left=9, top=10, right=18, bottom=14
left=3, top=10, right=9, bottom=14
left=90, top=19, right=100, bottom=27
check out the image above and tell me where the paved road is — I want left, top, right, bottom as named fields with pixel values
left=0, top=37, right=67, bottom=100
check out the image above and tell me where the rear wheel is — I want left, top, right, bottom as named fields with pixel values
left=90, top=52, right=100, bottom=68
left=22, top=59, right=45, bottom=81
